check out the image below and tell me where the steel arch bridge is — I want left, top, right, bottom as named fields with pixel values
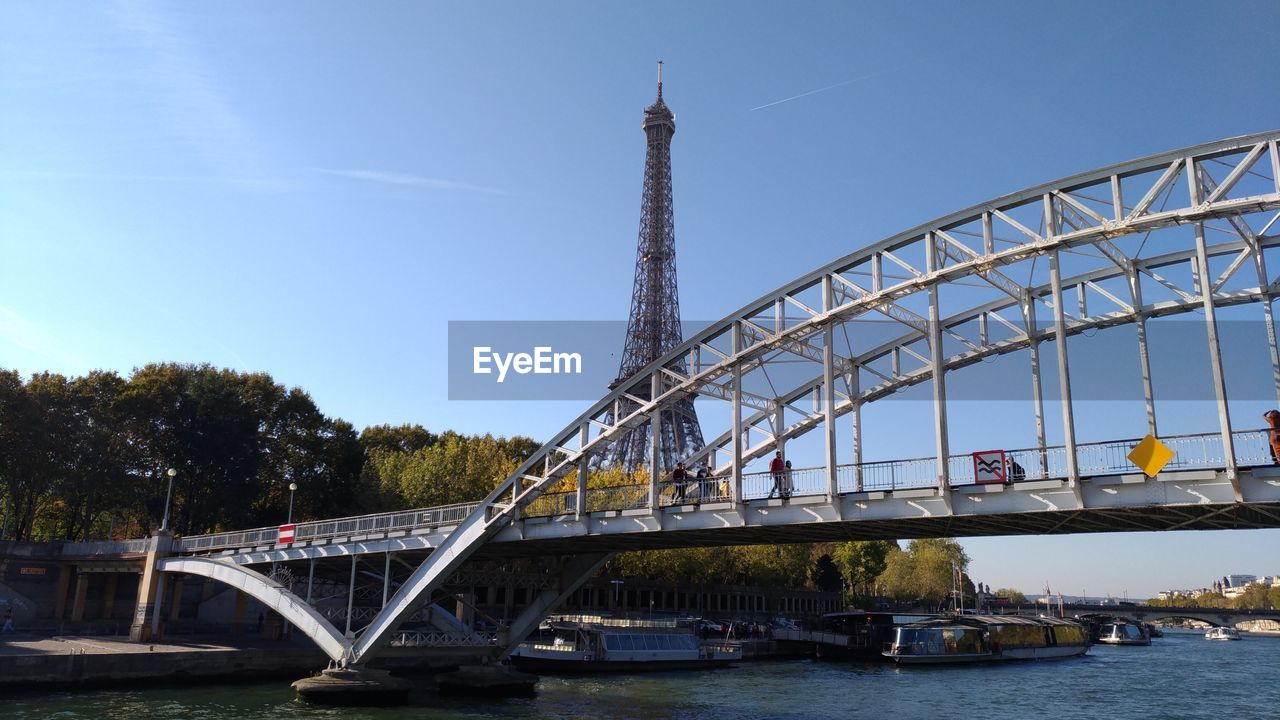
left=155, top=131, right=1280, bottom=669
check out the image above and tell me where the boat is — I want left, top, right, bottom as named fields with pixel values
left=1095, top=619, right=1152, bottom=646
left=1205, top=626, right=1241, bottom=640
left=883, top=614, right=1090, bottom=664
left=794, top=611, right=933, bottom=661
left=507, top=614, right=740, bottom=672
left=1076, top=614, right=1151, bottom=646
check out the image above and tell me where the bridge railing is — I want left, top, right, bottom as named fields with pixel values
left=62, top=538, right=153, bottom=556
left=741, top=466, right=830, bottom=499
left=176, top=501, right=480, bottom=553
left=171, top=429, right=1274, bottom=551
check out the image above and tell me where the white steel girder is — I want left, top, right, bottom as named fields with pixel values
left=156, top=556, right=350, bottom=663
left=167, top=132, right=1280, bottom=670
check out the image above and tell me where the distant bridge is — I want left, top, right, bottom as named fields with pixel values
left=1039, top=603, right=1280, bottom=628
left=65, top=131, right=1280, bottom=671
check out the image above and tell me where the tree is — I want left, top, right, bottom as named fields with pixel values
left=874, top=538, right=970, bottom=609
left=360, top=424, right=438, bottom=455
left=994, top=587, right=1028, bottom=604
left=811, top=554, right=843, bottom=593
left=1231, top=583, right=1272, bottom=610
left=832, top=540, right=897, bottom=598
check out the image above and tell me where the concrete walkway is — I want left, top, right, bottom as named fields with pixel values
left=0, top=633, right=328, bottom=688
left=0, top=633, right=306, bottom=656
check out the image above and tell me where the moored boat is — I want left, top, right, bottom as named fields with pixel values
left=1076, top=614, right=1151, bottom=646
left=798, top=611, right=933, bottom=661
left=1095, top=620, right=1151, bottom=646
left=508, top=615, right=740, bottom=672
left=883, top=615, right=1089, bottom=664
left=1205, top=626, right=1241, bottom=640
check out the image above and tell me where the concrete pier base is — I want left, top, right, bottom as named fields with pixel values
left=291, top=667, right=412, bottom=706
left=436, top=664, right=537, bottom=697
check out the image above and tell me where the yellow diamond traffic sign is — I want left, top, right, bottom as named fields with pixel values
left=1128, top=434, right=1174, bottom=477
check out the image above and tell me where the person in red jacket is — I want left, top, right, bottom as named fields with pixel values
left=1265, top=410, right=1280, bottom=464
left=768, top=451, right=786, bottom=499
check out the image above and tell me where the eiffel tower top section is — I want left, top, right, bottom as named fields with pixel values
left=617, top=60, right=687, bottom=383
left=642, top=61, right=674, bottom=135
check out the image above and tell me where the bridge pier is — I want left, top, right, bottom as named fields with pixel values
left=128, top=531, right=172, bottom=642
left=292, top=665, right=412, bottom=706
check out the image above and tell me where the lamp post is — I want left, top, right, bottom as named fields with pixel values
left=287, top=482, right=298, bottom=524
left=161, top=468, right=177, bottom=532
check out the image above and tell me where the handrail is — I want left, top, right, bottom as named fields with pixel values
left=136, top=428, right=1272, bottom=552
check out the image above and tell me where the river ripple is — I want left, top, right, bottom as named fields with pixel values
left=8, top=629, right=1277, bottom=720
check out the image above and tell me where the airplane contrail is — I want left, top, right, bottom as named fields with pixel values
left=749, top=71, right=882, bottom=111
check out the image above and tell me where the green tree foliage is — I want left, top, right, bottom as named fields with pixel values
left=811, top=554, right=843, bottom=593
left=831, top=540, right=898, bottom=598
left=994, top=587, right=1028, bottom=604
left=1228, top=583, right=1279, bottom=610
left=612, top=543, right=820, bottom=590
left=877, top=538, right=971, bottom=609
left=360, top=430, right=540, bottom=510
left=0, top=364, right=367, bottom=539
left=360, top=424, right=438, bottom=455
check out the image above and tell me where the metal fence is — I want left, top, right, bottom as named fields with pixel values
left=176, top=502, right=479, bottom=553
left=62, top=538, right=152, bottom=556
left=161, top=428, right=1271, bottom=552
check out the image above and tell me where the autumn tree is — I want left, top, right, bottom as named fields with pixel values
left=877, top=538, right=971, bottom=609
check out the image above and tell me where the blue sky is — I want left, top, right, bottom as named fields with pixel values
left=3, top=0, right=1279, bottom=597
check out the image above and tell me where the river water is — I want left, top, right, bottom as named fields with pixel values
left=9, top=629, right=1277, bottom=719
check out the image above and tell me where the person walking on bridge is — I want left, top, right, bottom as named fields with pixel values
left=672, top=462, right=689, bottom=504
left=1266, top=410, right=1280, bottom=464
left=769, top=451, right=786, bottom=499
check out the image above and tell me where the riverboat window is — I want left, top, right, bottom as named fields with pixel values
left=1052, top=625, right=1085, bottom=644
left=1122, top=624, right=1143, bottom=640
left=990, top=624, right=1045, bottom=648
left=641, top=635, right=658, bottom=650
left=943, top=628, right=982, bottom=654
left=617, top=635, right=635, bottom=651
left=896, top=627, right=946, bottom=654
left=657, top=635, right=671, bottom=650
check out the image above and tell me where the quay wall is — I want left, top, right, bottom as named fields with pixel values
left=0, top=646, right=329, bottom=689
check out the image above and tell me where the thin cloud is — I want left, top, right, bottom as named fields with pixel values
left=0, top=170, right=276, bottom=187
left=750, top=71, right=883, bottom=111
left=312, top=168, right=508, bottom=196
left=104, top=1, right=280, bottom=190
left=0, top=306, right=91, bottom=374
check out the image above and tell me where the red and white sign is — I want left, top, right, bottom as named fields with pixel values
left=972, top=450, right=1007, bottom=484
left=278, top=523, right=296, bottom=544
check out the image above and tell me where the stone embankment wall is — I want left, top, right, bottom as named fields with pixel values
left=0, top=647, right=327, bottom=689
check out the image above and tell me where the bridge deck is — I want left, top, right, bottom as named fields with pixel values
left=62, top=427, right=1275, bottom=563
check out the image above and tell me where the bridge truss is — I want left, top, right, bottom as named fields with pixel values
left=166, top=131, right=1280, bottom=668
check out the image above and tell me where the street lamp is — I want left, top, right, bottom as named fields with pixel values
left=287, top=482, right=298, bottom=524
left=161, top=468, right=177, bottom=532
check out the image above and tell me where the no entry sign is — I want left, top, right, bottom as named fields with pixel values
left=278, top=523, right=296, bottom=543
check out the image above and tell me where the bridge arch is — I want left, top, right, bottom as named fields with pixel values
left=330, top=131, right=1280, bottom=666
left=157, top=557, right=351, bottom=663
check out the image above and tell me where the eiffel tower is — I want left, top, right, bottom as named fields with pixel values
left=603, top=63, right=704, bottom=473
